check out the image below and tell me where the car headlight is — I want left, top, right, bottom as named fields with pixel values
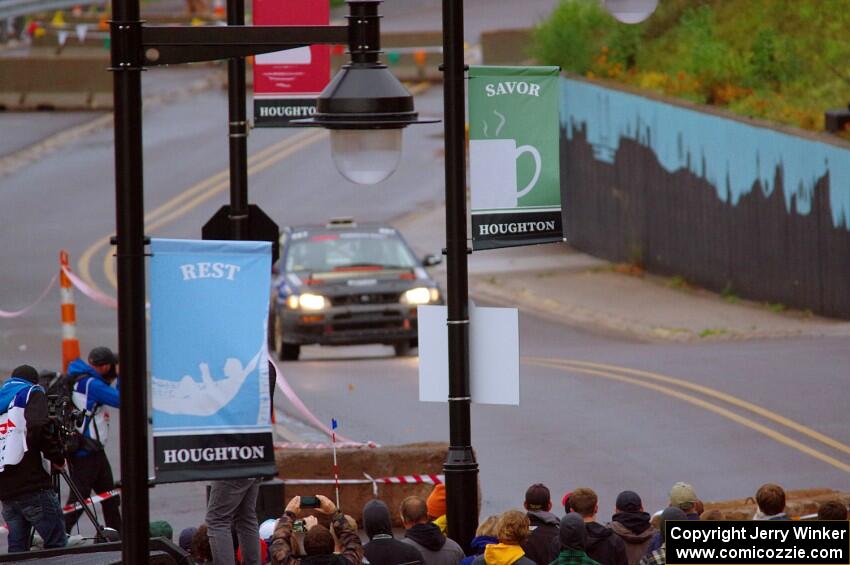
left=401, top=287, right=438, bottom=305
left=287, top=293, right=327, bottom=311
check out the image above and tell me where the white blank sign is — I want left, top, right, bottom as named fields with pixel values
left=418, top=304, right=519, bottom=405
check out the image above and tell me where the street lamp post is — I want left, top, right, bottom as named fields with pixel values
left=109, top=1, right=426, bottom=562
left=441, top=0, right=479, bottom=552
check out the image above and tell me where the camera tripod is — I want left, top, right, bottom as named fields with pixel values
left=50, top=467, right=119, bottom=544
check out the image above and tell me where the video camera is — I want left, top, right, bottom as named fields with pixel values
left=46, top=393, right=86, bottom=456
left=38, top=370, right=86, bottom=457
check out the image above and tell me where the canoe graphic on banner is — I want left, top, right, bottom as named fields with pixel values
left=150, top=239, right=275, bottom=483
left=468, top=66, right=562, bottom=250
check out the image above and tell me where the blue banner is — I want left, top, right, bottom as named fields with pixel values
left=150, top=239, right=275, bottom=482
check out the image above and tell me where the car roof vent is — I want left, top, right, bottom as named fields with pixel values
left=326, top=217, right=357, bottom=228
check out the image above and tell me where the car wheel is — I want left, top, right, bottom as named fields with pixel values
left=267, top=309, right=276, bottom=352
left=393, top=341, right=412, bottom=357
left=280, top=343, right=300, bottom=361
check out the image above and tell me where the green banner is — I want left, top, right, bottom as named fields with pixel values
left=468, top=66, right=562, bottom=250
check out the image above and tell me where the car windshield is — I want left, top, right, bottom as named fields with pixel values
left=284, top=232, right=417, bottom=273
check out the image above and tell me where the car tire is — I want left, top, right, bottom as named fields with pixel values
left=273, top=313, right=300, bottom=361
left=393, top=341, right=412, bottom=357
left=267, top=309, right=276, bottom=352
left=280, top=343, right=300, bottom=361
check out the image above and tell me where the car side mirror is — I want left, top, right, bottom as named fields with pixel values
left=422, top=254, right=442, bottom=267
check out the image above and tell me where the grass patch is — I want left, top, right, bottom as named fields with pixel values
left=767, top=302, right=787, bottom=313
left=720, top=283, right=739, bottom=303
left=531, top=0, right=850, bottom=136
left=699, top=328, right=728, bottom=338
left=668, top=275, right=690, bottom=290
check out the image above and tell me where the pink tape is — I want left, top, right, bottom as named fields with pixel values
left=0, top=274, right=57, bottom=318
left=61, top=266, right=118, bottom=309
left=269, top=352, right=369, bottom=446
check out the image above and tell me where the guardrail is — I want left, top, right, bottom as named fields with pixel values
left=0, top=0, right=106, bottom=21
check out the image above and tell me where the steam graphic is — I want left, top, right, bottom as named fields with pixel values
left=482, top=110, right=506, bottom=138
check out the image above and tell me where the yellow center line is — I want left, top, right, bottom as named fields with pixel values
left=78, top=81, right=433, bottom=292
left=526, top=356, right=850, bottom=458
left=524, top=358, right=850, bottom=475
left=101, top=129, right=327, bottom=288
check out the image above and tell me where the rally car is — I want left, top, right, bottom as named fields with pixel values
left=268, top=219, right=443, bottom=361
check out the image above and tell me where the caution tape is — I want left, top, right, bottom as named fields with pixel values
left=275, top=441, right=377, bottom=450
left=60, top=266, right=117, bottom=309
left=0, top=488, right=121, bottom=534
left=0, top=273, right=57, bottom=318
left=281, top=473, right=444, bottom=497
left=62, top=488, right=121, bottom=515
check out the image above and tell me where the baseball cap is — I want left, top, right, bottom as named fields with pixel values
left=525, top=483, right=551, bottom=510
left=615, top=490, right=643, bottom=512
left=89, top=346, right=118, bottom=366
left=669, top=482, right=698, bottom=508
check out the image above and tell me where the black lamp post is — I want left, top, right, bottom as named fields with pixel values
left=440, top=0, right=479, bottom=553
left=109, top=1, right=426, bottom=562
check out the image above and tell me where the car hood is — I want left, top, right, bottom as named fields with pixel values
left=286, top=268, right=437, bottom=295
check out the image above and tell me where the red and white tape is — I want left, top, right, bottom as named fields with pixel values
left=376, top=474, right=443, bottom=485
left=62, top=488, right=121, bottom=515
left=282, top=473, right=444, bottom=497
left=0, top=488, right=121, bottom=534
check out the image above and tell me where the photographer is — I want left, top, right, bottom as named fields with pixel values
left=269, top=495, right=363, bottom=565
left=0, top=365, right=67, bottom=552
left=64, top=346, right=121, bottom=533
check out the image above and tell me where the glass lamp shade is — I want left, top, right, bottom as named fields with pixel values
left=602, top=0, right=658, bottom=23
left=330, top=128, right=403, bottom=185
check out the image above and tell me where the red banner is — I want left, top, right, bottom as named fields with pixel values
left=253, top=0, right=331, bottom=126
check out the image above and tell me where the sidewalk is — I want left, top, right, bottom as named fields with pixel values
left=395, top=201, right=850, bottom=342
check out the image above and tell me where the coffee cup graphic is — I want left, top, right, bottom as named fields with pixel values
left=470, top=138, right=542, bottom=210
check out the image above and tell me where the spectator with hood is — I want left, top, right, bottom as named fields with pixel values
left=521, top=484, right=559, bottom=565
left=570, top=488, right=627, bottom=565
left=471, top=510, right=535, bottom=565
left=363, top=499, right=425, bottom=565
left=400, top=496, right=464, bottom=565
left=460, top=515, right=500, bottom=565
left=552, top=513, right=600, bottom=565
left=638, top=507, right=686, bottom=565
left=607, top=491, right=657, bottom=565
left=0, top=365, right=67, bottom=552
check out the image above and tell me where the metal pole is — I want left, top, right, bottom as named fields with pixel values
left=226, top=0, right=249, bottom=240
left=441, top=0, right=478, bottom=553
left=110, top=0, right=149, bottom=559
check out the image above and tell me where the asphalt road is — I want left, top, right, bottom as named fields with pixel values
left=1, top=5, right=849, bottom=546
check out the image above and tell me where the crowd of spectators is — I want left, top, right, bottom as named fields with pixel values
left=164, top=481, right=847, bottom=565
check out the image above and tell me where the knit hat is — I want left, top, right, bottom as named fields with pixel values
left=559, top=513, right=586, bottom=551
left=11, top=365, right=39, bottom=384
left=427, top=484, right=447, bottom=518
left=659, top=507, right=687, bottom=543
left=615, top=490, right=643, bottom=512
left=149, top=520, right=173, bottom=541
left=363, top=499, right=393, bottom=539
left=669, top=482, right=698, bottom=509
left=178, top=527, right=197, bottom=551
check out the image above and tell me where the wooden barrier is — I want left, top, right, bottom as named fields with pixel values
left=275, top=442, right=452, bottom=526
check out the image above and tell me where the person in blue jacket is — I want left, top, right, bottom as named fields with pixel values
left=64, top=346, right=121, bottom=533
